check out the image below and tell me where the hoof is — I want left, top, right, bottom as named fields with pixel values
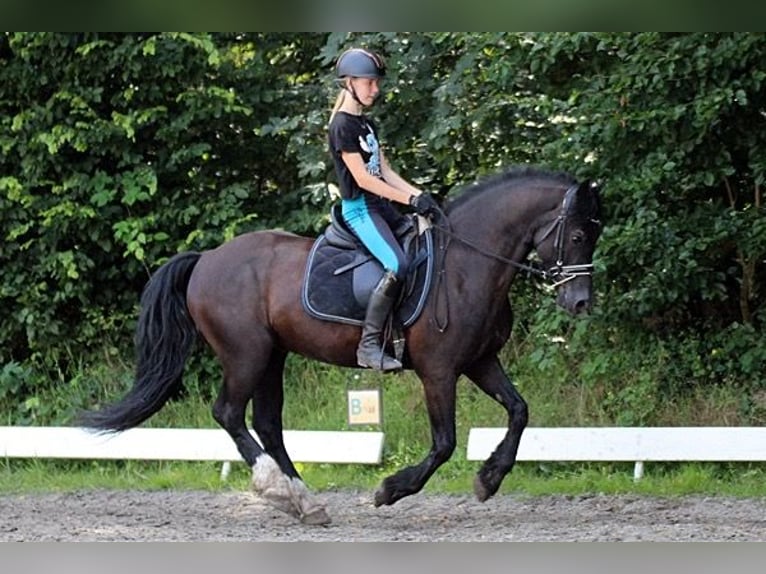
left=262, top=493, right=302, bottom=518
left=373, top=487, right=389, bottom=507
left=300, top=506, right=332, bottom=526
left=473, top=474, right=492, bottom=502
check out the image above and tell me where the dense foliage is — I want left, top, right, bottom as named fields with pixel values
left=1, top=33, right=764, bottom=425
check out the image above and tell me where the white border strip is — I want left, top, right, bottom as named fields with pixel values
left=467, top=427, right=766, bottom=479
left=0, top=427, right=384, bottom=465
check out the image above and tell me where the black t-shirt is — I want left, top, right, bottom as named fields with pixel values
left=328, top=111, right=383, bottom=200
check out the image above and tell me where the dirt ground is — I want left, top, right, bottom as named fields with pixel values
left=2, top=489, right=766, bottom=541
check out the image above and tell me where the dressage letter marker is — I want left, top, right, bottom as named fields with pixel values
left=347, top=389, right=382, bottom=425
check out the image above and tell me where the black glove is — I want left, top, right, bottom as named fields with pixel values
left=409, top=193, right=439, bottom=218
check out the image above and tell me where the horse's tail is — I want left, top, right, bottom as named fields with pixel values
left=79, top=251, right=202, bottom=433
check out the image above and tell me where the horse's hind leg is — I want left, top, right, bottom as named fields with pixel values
left=251, top=351, right=330, bottom=525
left=464, top=353, right=528, bottom=502
left=212, top=371, right=264, bottom=468
left=211, top=342, right=307, bottom=522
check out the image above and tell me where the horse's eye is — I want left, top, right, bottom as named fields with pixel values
left=571, top=231, right=585, bottom=244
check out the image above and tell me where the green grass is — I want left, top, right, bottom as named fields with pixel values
left=3, top=457, right=766, bottom=499
left=0, top=459, right=239, bottom=492
left=4, top=353, right=766, bottom=499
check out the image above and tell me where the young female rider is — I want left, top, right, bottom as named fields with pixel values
left=328, top=47, right=439, bottom=372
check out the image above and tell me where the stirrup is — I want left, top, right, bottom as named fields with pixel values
left=357, top=349, right=402, bottom=372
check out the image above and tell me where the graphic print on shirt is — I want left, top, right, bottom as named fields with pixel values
left=358, top=122, right=381, bottom=177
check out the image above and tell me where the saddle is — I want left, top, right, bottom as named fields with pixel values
left=301, top=204, right=434, bottom=328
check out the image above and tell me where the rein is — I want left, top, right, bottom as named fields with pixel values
left=427, top=184, right=594, bottom=331
left=432, top=223, right=546, bottom=279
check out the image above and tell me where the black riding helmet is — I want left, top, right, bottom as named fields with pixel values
left=335, top=48, right=386, bottom=79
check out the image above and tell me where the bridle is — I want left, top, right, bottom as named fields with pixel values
left=431, top=183, right=596, bottom=289
left=426, top=182, right=599, bottom=332
left=533, top=183, right=597, bottom=289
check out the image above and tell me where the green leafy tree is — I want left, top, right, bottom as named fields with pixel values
left=2, top=32, right=764, bottom=424
left=0, top=32, right=328, bottom=369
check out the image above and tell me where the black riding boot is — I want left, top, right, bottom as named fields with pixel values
left=357, top=271, right=402, bottom=372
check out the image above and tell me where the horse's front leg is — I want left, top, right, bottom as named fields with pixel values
left=464, top=354, right=528, bottom=502
left=374, top=373, right=457, bottom=507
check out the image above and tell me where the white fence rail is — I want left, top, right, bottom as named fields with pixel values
left=0, top=426, right=384, bottom=479
left=467, top=427, right=766, bottom=479
left=4, top=426, right=765, bottom=482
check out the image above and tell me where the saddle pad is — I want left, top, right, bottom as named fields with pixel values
left=301, top=229, right=433, bottom=327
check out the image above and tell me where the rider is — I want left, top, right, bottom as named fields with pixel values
left=328, top=47, right=439, bottom=372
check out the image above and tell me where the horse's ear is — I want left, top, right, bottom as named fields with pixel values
left=578, top=179, right=598, bottom=194
left=576, top=179, right=602, bottom=219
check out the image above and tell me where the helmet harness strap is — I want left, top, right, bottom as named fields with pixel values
left=341, top=78, right=369, bottom=108
left=347, top=85, right=364, bottom=107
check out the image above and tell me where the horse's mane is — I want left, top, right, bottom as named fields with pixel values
left=444, top=166, right=577, bottom=214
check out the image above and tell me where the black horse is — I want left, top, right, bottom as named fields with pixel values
left=81, top=167, right=602, bottom=525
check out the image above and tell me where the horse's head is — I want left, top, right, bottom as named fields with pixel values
left=533, top=180, right=602, bottom=315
